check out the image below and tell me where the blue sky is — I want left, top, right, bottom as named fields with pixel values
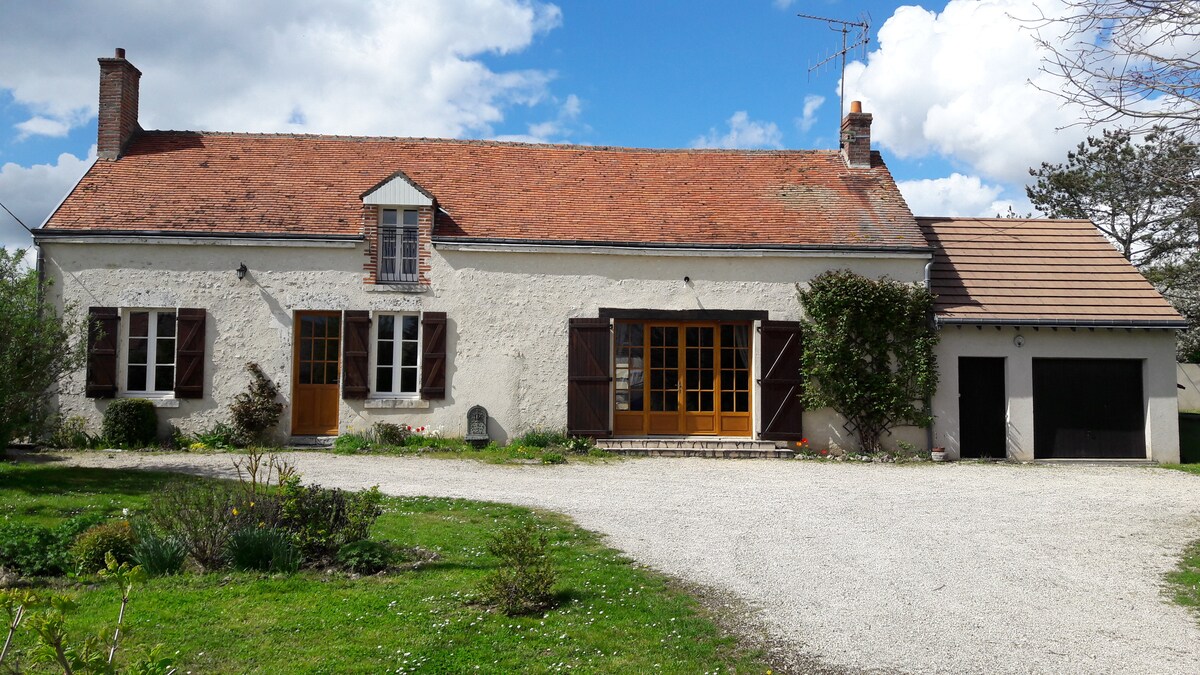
left=0, top=0, right=1091, bottom=251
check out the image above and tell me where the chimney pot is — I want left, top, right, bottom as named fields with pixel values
left=850, top=100, right=862, bottom=114
left=115, top=47, right=125, bottom=59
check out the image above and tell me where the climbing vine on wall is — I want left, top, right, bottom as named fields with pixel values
left=797, top=270, right=939, bottom=453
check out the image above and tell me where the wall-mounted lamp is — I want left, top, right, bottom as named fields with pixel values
left=683, top=276, right=691, bottom=284
left=236, top=262, right=248, bottom=280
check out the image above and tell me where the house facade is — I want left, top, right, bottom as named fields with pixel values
left=34, top=50, right=1186, bottom=462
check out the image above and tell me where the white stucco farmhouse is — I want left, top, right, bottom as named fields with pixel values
left=34, top=50, right=1187, bottom=462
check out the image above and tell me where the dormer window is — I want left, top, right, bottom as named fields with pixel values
left=380, top=208, right=419, bottom=283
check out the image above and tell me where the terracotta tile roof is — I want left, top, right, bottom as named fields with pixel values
left=41, top=131, right=926, bottom=250
left=919, top=217, right=1186, bottom=326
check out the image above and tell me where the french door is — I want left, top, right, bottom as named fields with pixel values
left=613, top=320, right=751, bottom=436
left=292, top=311, right=341, bottom=435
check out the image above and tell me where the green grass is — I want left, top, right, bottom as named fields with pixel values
left=1159, top=463, right=1200, bottom=477
left=322, top=433, right=618, bottom=464
left=0, top=462, right=766, bottom=674
left=1167, top=539, right=1200, bottom=616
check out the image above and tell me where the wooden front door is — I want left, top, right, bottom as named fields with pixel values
left=292, top=311, right=341, bottom=435
left=613, top=320, right=751, bottom=436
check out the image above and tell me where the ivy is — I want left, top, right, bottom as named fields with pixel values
left=797, top=270, right=939, bottom=453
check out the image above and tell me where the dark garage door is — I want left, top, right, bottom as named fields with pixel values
left=1033, top=358, right=1145, bottom=459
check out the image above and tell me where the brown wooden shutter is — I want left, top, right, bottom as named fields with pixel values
left=420, top=312, right=447, bottom=400
left=342, top=310, right=371, bottom=400
left=173, top=308, right=207, bottom=399
left=759, top=320, right=804, bottom=441
left=85, top=307, right=120, bottom=399
left=567, top=318, right=611, bottom=438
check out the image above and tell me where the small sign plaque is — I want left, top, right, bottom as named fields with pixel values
left=466, top=405, right=489, bottom=446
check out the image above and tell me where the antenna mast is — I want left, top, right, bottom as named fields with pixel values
left=798, top=12, right=870, bottom=119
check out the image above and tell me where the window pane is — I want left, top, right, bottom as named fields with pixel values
left=402, top=315, right=419, bottom=341
left=401, top=342, right=418, bottom=367
left=686, top=391, right=699, bottom=410
left=376, top=367, right=393, bottom=393
left=301, top=340, right=312, bottom=361
left=378, top=315, right=394, bottom=341
left=402, top=209, right=419, bottom=226
left=327, top=318, right=340, bottom=339
left=155, top=365, right=174, bottom=392
left=156, top=338, right=175, bottom=365
left=721, top=392, right=734, bottom=412
left=700, top=391, right=713, bottom=411
left=300, top=362, right=311, bottom=384
left=326, top=363, right=339, bottom=385
left=700, top=370, right=713, bottom=390
left=686, top=370, right=699, bottom=389
left=378, top=342, right=393, bottom=366
left=301, top=317, right=314, bottom=338
left=127, top=365, right=147, bottom=391
left=129, top=338, right=148, bottom=365
left=616, top=322, right=642, bottom=347
left=381, top=208, right=398, bottom=226
left=400, top=368, right=417, bottom=393
left=736, top=392, right=749, bottom=412
left=157, top=312, right=176, bottom=338
left=129, top=312, right=149, bottom=338
left=736, top=371, right=749, bottom=390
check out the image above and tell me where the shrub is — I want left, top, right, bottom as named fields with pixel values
left=229, top=362, right=284, bottom=446
left=130, top=526, right=187, bottom=576
left=333, top=433, right=371, bottom=455
left=512, top=428, right=570, bottom=448
left=71, top=520, right=136, bottom=574
left=192, top=422, right=240, bottom=450
left=44, top=414, right=102, bottom=449
left=336, top=539, right=396, bottom=574
left=101, top=398, right=159, bottom=448
left=227, top=527, right=301, bottom=573
left=0, top=522, right=66, bottom=577
left=372, top=422, right=411, bottom=447
left=541, top=452, right=566, bottom=465
left=145, top=482, right=239, bottom=570
left=278, top=479, right=383, bottom=561
left=481, top=521, right=558, bottom=616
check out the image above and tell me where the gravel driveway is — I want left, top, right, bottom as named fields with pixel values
left=55, top=452, right=1200, bottom=674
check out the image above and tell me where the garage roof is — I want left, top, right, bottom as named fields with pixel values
left=919, top=217, right=1187, bottom=328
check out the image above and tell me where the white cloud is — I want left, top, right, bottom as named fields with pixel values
left=691, top=111, right=783, bottom=150
left=897, top=173, right=1013, bottom=218
left=0, top=1, right=567, bottom=139
left=493, top=93, right=583, bottom=144
left=15, top=116, right=72, bottom=139
left=842, top=0, right=1082, bottom=183
left=795, top=94, right=825, bottom=133
left=0, top=147, right=96, bottom=251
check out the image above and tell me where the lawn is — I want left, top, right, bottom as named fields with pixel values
left=1168, top=540, right=1200, bottom=618
left=0, top=461, right=768, bottom=673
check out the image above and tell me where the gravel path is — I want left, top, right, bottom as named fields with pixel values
left=54, top=452, right=1200, bottom=674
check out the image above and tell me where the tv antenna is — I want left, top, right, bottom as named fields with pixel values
left=798, top=12, right=870, bottom=119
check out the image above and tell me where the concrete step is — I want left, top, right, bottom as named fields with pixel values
left=596, top=438, right=793, bottom=459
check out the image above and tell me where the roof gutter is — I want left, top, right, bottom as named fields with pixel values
left=435, top=237, right=934, bottom=258
left=936, top=317, right=1189, bottom=329
left=34, top=229, right=363, bottom=248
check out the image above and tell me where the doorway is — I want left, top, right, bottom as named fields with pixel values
left=613, top=320, right=751, bottom=436
left=958, top=357, right=1007, bottom=459
left=292, top=311, right=341, bottom=435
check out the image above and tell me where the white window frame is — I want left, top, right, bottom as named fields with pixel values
left=378, top=207, right=420, bottom=284
left=119, top=308, right=178, bottom=398
left=368, top=311, right=422, bottom=398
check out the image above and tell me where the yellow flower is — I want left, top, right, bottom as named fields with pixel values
left=249, top=501, right=255, bottom=507
left=232, top=507, right=239, bottom=516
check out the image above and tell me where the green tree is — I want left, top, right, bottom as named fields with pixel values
left=0, top=248, right=85, bottom=450
left=797, top=271, right=939, bottom=454
left=1027, top=129, right=1200, bottom=361
left=1027, top=127, right=1200, bottom=267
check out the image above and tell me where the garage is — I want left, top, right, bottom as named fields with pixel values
left=1032, top=358, right=1146, bottom=459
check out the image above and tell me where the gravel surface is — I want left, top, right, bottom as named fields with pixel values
left=53, top=452, right=1200, bottom=674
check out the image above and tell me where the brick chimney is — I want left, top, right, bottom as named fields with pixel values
left=97, top=48, right=141, bottom=160
left=840, top=100, right=872, bottom=169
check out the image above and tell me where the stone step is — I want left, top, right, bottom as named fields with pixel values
left=596, top=438, right=793, bottom=459
left=287, top=435, right=336, bottom=448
